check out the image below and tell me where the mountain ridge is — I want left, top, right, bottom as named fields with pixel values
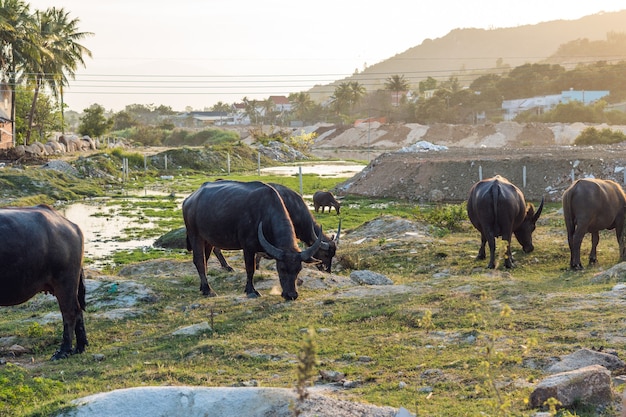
left=308, top=10, right=626, bottom=101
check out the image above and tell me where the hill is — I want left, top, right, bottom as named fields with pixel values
left=308, top=10, right=626, bottom=101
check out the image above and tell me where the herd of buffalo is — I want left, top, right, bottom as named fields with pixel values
left=1, top=175, right=624, bottom=359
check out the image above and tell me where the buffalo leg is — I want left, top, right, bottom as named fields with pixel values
left=569, top=229, right=585, bottom=270
left=589, top=231, right=600, bottom=264
left=483, top=233, right=497, bottom=269
left=211, top=247, right=234, bottom=272
left=503, top=238, right=514, bottom=268
left=191, top=238, right=217, bottom=296
left=477, top=234, right=487, bottom=260
left=51, top=283, right=81, bottom=360
left=73, top=312, right=88, bottom=354
left=243, top=250, right=261, bottom=298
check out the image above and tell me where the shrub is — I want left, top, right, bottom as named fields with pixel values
left=574, top=127, right=626, bottom=145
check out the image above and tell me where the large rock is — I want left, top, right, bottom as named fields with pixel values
left=54, top=386, right=402, bottom=417
left=529, top=365, right=612, bottom=409
left=546, top=348, right=624, bottom=373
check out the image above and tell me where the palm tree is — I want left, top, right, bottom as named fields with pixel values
left=331, top=81, right=366, bottom=119
left=288, top=92, right=313, bottom=123
left=24, top=7, right=92, bottom=144
left=348, top=81, right=366, bottom=107
left=0, top=0, right=33, bottom=145
left=384, top=74, right=410, bottom=106
left=261, top=98, right=275, bottom=124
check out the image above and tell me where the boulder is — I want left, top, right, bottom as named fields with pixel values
left=546, top=348, right=624, bottom=373
left=529, top=365, right=612, bottom=409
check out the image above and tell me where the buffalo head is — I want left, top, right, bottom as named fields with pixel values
left=513, top=196, right=544, bottom=253
left=258, top=222, right=323, bottom=300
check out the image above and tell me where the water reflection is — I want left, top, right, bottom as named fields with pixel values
left=260, top=162, right=365, bottom=177
left=60, top=202, right=157, bottom=267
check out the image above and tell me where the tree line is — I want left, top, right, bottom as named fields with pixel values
left=0, top=0, right=91, bottom=145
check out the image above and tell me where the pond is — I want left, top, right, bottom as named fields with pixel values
left=60, top=201, right=162, bottom=268
left=260, top=161, right=366, bottom=177
left=60, top=161, right=366, bottom=269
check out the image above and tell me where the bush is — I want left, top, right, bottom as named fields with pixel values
left=574, top=127, right=626, bottom=145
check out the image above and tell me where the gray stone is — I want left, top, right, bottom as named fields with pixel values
left=172, top=322, right=212, bottom=336
left=350, top=270, right=393, bottom=285
left=529, top=365, right=612, bottom=408
left=546, top=348, right=624, bottom=373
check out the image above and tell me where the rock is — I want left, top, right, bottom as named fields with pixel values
left=53, top=386, right=400, bottom=417
left=350, top=270, right=393, bottom=285
left=546, top=348, right=624, bottom=373
left=529, top=365, right=612, bottom=409
left=319, top=370, right=345, bottom=382
left=172, top=322, right=212, bottom=336
left=591, top=262, right=626, bottom=283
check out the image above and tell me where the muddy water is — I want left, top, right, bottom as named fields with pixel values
left=260, top=161, right=366, bottom=177
left=60, top=201, right=160, bottom=267
left=60, top=162, right=365, bottom=268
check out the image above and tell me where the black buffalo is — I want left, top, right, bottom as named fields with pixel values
left=182, top=180, right=322, bottom=300
left=0, top=204, right=87, bottom=360
left=313, top=191, right=341, bottom=214
left=562, top=178, right=626, bottom=270
left=213, top=183, right=340, bottom=273
left=467, top=175, right=544, bottom=268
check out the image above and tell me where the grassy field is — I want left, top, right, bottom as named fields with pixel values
left=1, top=171, right=625, bottom=417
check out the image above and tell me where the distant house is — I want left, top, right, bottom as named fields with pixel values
left=268, top=95, right=291, bottom=112
left=172, top=111, right=231, bottom=127
left=502, top=90, right=610, bottom=120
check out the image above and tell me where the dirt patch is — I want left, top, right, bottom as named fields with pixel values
left=336, top=145, right=626, bottom=203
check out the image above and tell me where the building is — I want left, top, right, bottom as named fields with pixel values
left=502, top=90, right=610, bottom=120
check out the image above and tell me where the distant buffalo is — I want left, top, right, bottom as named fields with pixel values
left=313, top=191, right=341, bottom=214
left=0, top=205, right=87, bottom=360
left=562, top=178, right=626, bottom=270
left=467, top=175, right=543, bottom=268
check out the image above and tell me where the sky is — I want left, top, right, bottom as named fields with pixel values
left=24, top=0, right=626, bottom=113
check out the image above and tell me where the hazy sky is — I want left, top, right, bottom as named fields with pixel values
left=25, top=0, right=626, bottom=112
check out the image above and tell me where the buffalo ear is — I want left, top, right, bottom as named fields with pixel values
left=533, top=196, right=545, bottom=222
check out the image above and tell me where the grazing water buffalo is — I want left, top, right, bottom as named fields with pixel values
left=313, top=191, right=341, bottom=214
left=0, top=204, right=87, bottom=360
left=467, top=175, right=544, bottom=269
left=562, top=178, right=626, bottom=270
left=213, top=183, right=340, bottom=273
left=182, top=180, right=322, bottom=300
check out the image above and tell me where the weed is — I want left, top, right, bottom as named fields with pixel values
left=292, top=328, right=317, bottom=417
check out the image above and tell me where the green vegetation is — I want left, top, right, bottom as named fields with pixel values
left=574, top=126, right=626, bottom=146
left=0, top=162, right=623, bottom=416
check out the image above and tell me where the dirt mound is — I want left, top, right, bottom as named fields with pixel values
left=338, top=145, right=626, bottom=203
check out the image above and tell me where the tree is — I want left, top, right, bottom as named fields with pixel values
left=79, top=103, right=112, bottom=137
left=0, top=0, right=33, bottom=145
left=419, top=76, right=437, bottom=93
left=332, top=81, right=366, bottom=117
left=384, top=74, right=410, bottom=106
left=288, top=92, right=314, bottom=122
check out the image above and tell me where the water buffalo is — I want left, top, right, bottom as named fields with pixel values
left=562, top=178, right=626, bottom=270
left=182, top=180, right=323, bottom=300
left=213, top=183, right=340, bottom=273
left=0, top=204, right=87, bottom=360
left=313, top=191, right=341, bottom=214
left=467, top=175, right=544, bottom=268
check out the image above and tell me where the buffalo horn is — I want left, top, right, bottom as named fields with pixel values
left=301, top=226, right=323, bottom=260
left=533, top=196, right=545, bottom=221
left=257, top=222, right=285, bottom=260
left=334, top=219, right=342, bottom=244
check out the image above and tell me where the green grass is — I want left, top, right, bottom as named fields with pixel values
left=1, top=173, right=624, bottom=416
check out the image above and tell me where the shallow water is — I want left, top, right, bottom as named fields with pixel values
left=60, top=201, right=158, bottom=266
left=60, top=162, right=364, bottom=268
